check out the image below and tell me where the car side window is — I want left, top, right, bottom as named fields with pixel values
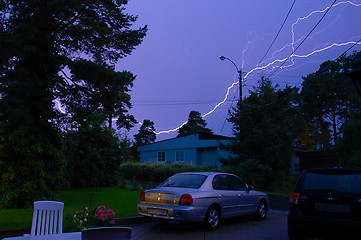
left=212, top=175, right=229, bottom=190
left=228, top=175, right=248, bottom=191
left=212, top=175, right=248, bottom=191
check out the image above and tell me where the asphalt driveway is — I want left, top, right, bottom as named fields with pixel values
left=129, top=209, right=289, bottom=240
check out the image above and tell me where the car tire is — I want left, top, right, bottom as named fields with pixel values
left=255, top=200, right=267, bottom=220
left=205, top=205, right=220, bottom=231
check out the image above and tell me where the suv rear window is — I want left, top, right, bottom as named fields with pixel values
left=299, top=170, right=361, bottom=194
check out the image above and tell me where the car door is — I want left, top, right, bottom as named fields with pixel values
left=227, top=175, right=256, bottom=214
left=212, top=174, right=241, bottom=217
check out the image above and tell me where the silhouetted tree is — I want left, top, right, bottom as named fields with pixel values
left=64, top=112, right=124, bottom=188
left=222, top=77, right=304, bottom=190
left=0, top=0, right=147, bottom=207
left=134, top=120, right=156, bottom=146
left=177, top=111, right=213, bottom=137
left=300, top=51, right=361, bottom=149
left=60, top=60, right=137, bottom=130
left=131, top=119, right=156, bottom=161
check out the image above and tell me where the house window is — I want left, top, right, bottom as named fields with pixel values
left=157, top=152, right=165, bottom=162
left=176, top=151, right=184, bottom=162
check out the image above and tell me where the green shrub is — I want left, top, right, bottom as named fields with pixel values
left=118, top=162, right=219, bottom=183
left=64, top=117, right=124, bottom=188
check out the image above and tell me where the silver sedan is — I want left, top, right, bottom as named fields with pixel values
left=137, top=172, right=270, bottom=230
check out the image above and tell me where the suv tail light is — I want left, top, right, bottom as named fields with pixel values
left=140, top=191, right=145, bottom=201
left=179, top=194, right=193, bottom=205
left=290, top=192, right=300, bottom=205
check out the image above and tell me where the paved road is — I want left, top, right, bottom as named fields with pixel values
left=128, top=210, right=288, bottom=240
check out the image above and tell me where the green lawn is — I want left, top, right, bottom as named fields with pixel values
left=0, top=186, right=142, bottom=232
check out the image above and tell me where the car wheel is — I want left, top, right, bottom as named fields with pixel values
left=255, top=200, right=267, bottom=220
left=205, top=205, right=220, bottom=230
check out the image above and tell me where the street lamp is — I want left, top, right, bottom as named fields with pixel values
left=220, top=56, right=243, bottom=101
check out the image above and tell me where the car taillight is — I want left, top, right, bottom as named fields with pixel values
left=290, top=192, right=300, bottom=205
left=140, top=191, right=145, bottom=201
left=179, top=194, right=193, bottom=205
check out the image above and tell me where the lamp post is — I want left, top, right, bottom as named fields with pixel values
left=220, top=56, right=242, bottom=101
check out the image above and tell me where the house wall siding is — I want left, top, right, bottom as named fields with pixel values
left=140, top=148, right=198, bottom=165
left=138, top=134, right=231, bottom=168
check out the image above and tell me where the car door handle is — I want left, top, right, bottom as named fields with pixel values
left=218, top=195, right=224, bottom=198
left=238, top=194, right=243, bottom=197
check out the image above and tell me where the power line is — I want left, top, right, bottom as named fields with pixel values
left=133, top=99, right=236, bottom=107
left=318, top=37, right=361, bottom=74
left=268, top=0, right=338, bottom=79
left=258, top=0, right=296, bottom=65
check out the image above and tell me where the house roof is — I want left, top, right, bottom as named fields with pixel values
left=197, top=132, right=232, bottom=140
left=137, top=133, right=232, bottom=152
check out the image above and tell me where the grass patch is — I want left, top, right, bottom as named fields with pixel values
left=0, top=186, right=142, bottom=232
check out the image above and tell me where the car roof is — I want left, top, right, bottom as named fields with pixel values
left=173, top=172, right=239, bottom=180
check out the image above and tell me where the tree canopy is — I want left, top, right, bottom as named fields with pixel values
left=177, top=110, right=213, bottom=138
left=0, top=0, right=147, bottom=207
left=223, top=77, right=304, bottom=190
left=60, top=60, right=137, bottom=130
left=300, top=51, right=361, bottom=149
left=134, top=119, right=156, bottom=147
left=64, top=112, right=124, bottom=188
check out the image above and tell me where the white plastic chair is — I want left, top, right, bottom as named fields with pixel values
left=30, top=201, right=64, bottom=235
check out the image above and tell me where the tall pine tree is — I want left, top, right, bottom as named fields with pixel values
left=0, top=0, right=147, bottom=207
left=177, top=111, right=213, bottom=138
left=223, top=78, right=304, bottom=190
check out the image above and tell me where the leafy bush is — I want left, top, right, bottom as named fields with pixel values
left=118, top=162, right=219, bottom=184
left=0, top=124, right=67, bottom=208
left=64, top=115, right=124, bottom=188
left=68, top=205, right=115, bottom=231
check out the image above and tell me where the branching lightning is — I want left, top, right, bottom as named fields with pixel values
left=53, top=1, right=361, bottom=136
left=155, top=1, right=361, bottom=135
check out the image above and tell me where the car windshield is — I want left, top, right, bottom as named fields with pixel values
left=301, top=172, right=361, bottom=194
left=159, top=174, right=207, bottom=189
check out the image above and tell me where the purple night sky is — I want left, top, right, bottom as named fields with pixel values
left=115, top=0, right=361, bottom=141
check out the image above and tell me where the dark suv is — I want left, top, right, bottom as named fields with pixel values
left=288, top=168, right=361, bottom=239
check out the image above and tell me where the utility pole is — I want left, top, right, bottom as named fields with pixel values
left=238, top=69, right=242, bottom=101
left=220, top=56, right=242, bottom=101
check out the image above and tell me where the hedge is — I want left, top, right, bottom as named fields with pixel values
left=118, top=162, right=220, bottom=184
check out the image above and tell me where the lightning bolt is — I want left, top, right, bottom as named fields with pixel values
left=156, top=81, right=240, bottom=135
left=155, top=1, right=361, bottom=135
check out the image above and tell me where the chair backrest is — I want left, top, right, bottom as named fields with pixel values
left=31, top=201, right=64, bottom=235
left=82, top=227, right=132, bottom=240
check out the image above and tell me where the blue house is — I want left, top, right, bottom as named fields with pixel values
left=137, top=133, right=232, bottom=168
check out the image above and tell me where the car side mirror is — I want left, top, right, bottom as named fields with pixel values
left=247, top=185, right=254, bottom=191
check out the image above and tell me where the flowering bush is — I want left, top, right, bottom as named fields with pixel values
left=69, top=207, right=93, bottom=230
left=93, top=206, right=115, bottom=227
left=69, top=206, right=115, bottom=230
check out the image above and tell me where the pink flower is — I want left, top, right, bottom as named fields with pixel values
left=107, top=209, right=115, bottom=218
left=95, top=206, right=114, bottom=221
left=97, top=206, right=106, bottom=212
left=96, top=212, right=102, bottom=218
